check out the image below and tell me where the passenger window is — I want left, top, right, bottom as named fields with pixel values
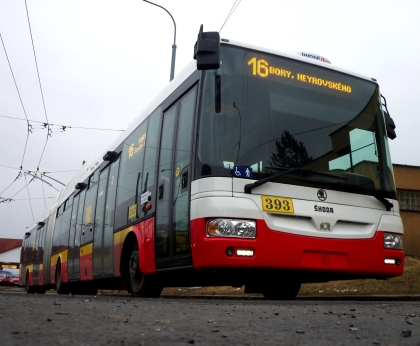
left=142, top=108, right=161, bottom=195
left=115, top=119, right=148, bottom=226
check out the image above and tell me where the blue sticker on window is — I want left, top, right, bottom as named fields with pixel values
left=232, top=166, right=253, bottom=179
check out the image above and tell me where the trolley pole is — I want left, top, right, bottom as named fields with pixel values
left=143, top=0, right=177, bottom=81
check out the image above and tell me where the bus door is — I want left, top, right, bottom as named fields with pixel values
left=80, top=173, right=99, bottom=281
left=93, top=168, right=109, bottom=277
left=155, top=86, right=197, bottom=269
left=67, top=194, right=81, bottom=280
left=33, top=228, right=40, bottom=285
left=68, top=190, right=86, bottom=281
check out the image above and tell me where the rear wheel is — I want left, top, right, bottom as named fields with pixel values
left=56, top=261, right=70, bottom=295
left=25, top=272, right=35, bottom=294
left=129, top=242, right=162, bottom=298
left=262, top=280, right=301, bottom=300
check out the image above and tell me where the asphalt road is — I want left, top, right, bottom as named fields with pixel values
left=1, top=290, right=419, bottom=345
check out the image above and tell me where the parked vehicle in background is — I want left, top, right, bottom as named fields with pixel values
left=0, top=272, right=12, bottom=286
left=9, top=273, right=20, bottom=286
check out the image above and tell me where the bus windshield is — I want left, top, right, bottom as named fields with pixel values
left=197, top=45, right=396, bottom=199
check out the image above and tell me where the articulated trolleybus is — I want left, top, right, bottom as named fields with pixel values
left=20, top=26, right=403, bottom=299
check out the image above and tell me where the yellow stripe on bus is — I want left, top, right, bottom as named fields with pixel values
left=80, top=243, right=93, bottom=256
left=113, top=226, right=133, bottom=246
left=51, top=249, right=68, bottom=266
left=26, top=264, right=33, bottom=273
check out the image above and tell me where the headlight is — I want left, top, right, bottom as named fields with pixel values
left=383, top=233, right=403, bottom=250
left=207, top=219, right=256, bottom=238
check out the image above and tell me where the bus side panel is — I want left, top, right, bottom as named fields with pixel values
left=113, top=227, right=133, bottom=277
left=38, top=264, right=43, bottom=286
left=27, top=264, right=34, bottom=286
left=50, top=249, right=69, bottom=284
left=43, top=209, right=57, bottom=286
left=80, top=243, right=93, bottom=281
left=138, top=217, right=156, bottom=274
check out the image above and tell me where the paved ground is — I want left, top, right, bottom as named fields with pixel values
left=1, top=290, right=419, bottom=345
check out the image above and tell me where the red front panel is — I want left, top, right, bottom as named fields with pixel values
left=190, top=218, right=404, bottom=277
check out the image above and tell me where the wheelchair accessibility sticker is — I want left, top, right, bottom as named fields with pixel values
left=232, top=166, right=253, bottom=178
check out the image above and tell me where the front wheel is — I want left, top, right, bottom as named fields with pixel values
left=129, top=242, right=162, bottom=298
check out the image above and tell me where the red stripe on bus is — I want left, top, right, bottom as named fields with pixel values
left=113, top=242, right=124, bottom=277
left=38, top=269, right=43, bottom=286
left=80, top=254, right=93, bottom=281
left=61, top=261, right=68, bottom=283
left=190, top=218, right=404, bottom=277
left=138, top=217, right=156, bottom=275
left=50, top=264, right=56, bottom=284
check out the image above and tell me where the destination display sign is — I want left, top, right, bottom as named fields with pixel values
left=247, top=57, right=352, bottom=94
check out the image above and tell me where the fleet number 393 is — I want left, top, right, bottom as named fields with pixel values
left=261, top=195, right=294, bottom=214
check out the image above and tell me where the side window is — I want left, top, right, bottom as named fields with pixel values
left=81, top=173, right=99, bottom=245
left=89, top=170, right=100, bottom=188
left=53, top=203, right=64, bottom=250
left=75, top=190, right=86, bottom=248
left=115, top=119, right=148, bottom=228
left=142, top=107, right=161, bottom=195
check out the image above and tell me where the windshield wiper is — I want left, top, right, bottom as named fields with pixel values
left=295, top=179, right=394, bottom=211
left=244, top=167, right=348, bottom=194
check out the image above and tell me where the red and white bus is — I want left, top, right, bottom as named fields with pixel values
left=20, top=27, right=403, bottom=299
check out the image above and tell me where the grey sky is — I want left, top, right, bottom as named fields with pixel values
left=0, top=0, right=419, bottom=239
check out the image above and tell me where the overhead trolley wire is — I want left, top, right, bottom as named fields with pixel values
left=0, top=114, right=124, bottom=132
left=220, top=0, right=242, bottom=33
left=24, top=0, right=51, bottom=170
left=24, top=174, right=35, bottom=221
left=0, top=33, right=32, bottom=194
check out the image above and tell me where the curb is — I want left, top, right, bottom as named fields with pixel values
left=161, top=294, right=420, bottom=301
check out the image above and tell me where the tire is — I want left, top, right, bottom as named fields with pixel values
left=25, top=272, right=35, bottom=294
left=56, top=261, right=70, bottom=295
left=129, top=242, right=162, bottom=298
left=262, top=280, right=301, bottom=300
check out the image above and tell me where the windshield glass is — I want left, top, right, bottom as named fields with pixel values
left=196, top=45, right=396, bottom=199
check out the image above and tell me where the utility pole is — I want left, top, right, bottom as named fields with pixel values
left=143, top=0, right=177, bottom=81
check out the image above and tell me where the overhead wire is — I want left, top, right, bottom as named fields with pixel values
left=24, top=174, right=35, bottom=221
left=24, top=0, right=51, bottom=171
left=0, top=33, right=32, bottom=196
left=220, top=0, right=241, bottom=33
left=0, top=114, right=124, bottom=132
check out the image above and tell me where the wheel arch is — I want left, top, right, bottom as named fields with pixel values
left=120, top=231, right=139, bottom=279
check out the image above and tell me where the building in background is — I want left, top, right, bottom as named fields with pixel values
left=0, top=238, right=22, bottom=270
left=394, top=164, right=420, bottom=256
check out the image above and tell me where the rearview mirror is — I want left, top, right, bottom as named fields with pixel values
left=193, top=24, right=220, bottom=70
left=384, top=112, right=397, bottom=140
left=381, top=95, right=396, bottom=140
